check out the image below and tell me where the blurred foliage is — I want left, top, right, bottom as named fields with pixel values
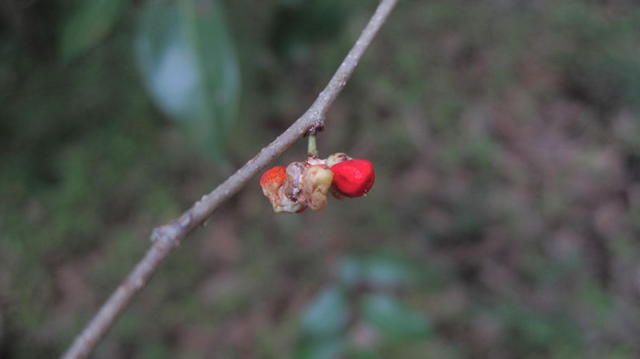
left=295, top=255, right=428, bottom=358
left=59, top=0, right=127, bottom=62
left=135, top=0, right=240, bottom=162
left=270, top=0, right=350, bottom=61
left=2, top=0, right=640, bottom=358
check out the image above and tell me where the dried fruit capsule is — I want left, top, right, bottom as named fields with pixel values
left=260, top=166, right=305, bottom=213
left=330, top=159, right=375, bottom=198
left=302, top=165, right=334, bottom=210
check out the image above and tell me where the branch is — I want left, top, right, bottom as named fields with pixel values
left=61, top=1, right=398, bottom=358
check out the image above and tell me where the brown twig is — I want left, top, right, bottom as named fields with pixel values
left=61, top=0, right=398, bottom=358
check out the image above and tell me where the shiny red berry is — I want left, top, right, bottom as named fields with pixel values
left=330, top=159, right=375, bottom=198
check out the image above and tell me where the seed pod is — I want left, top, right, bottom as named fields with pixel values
left=330, top=159, right=375, bottom=198
left=283, top=161, right=307, bottom=202
left=302, top=165, right=334, bottom=210
left=259, top=166, right=305, bottom=213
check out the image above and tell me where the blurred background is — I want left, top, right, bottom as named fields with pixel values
left=2, top=0, right=640, bottom=357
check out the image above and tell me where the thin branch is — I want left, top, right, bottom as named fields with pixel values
left=61, top=1, right=398, bottom=358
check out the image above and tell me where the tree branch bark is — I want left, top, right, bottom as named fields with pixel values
left=61, top=0, right=398, bottom=357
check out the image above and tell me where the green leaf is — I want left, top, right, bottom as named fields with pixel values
left=301, top=287, right=349, bottom=338
left=59, top=0, right=127, bottom=61
left=361, top=294, right=429, bottom=341
left=339, top=254, right=418, bottom=288
left=135, top=0, right=240, bottom=162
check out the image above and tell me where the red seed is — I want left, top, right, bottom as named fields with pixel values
left=260, top=166, right=287, bottom=189
left=330, top=159, right=375, bottom=197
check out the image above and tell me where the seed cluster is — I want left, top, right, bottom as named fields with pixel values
left=259, top=153, right=375, bottom=213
